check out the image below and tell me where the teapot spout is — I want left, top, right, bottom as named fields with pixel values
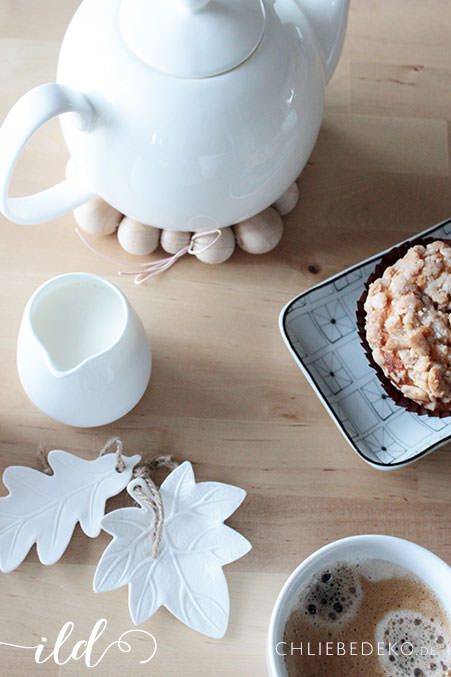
left=297, top=0, right=349, bottom=82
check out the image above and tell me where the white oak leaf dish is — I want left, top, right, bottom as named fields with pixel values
left=0, top=450, right=141, bottom=573
left=93, top=461, right=251, bottom=638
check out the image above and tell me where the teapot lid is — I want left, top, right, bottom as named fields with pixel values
left=119, top=0, right=266, bottom=79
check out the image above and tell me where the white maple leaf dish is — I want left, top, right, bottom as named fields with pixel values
left=0, top=450, right=141, bottom=573
left=93, top=461, right=251, bottom=638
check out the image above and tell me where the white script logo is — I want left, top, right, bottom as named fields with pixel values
left=0, top=618, right=157, bottom=668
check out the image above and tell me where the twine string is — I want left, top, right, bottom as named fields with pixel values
left=99, top=436, right=126, bottom=473
left=129, top=455, right=178, bottom=559
left=76, top=227, right=222, bottom=285
left=98, top=438, right=177, bottom=557
left=40, top=437, right=177, bottom=560
left=39, top=437, right=127, bottom=475
left=144, top=455, right=179, bottom=475
left=132, top=463, right=166, bottom=560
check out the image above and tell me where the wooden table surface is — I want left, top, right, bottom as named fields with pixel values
left=0, top=1, right=450, bottom=675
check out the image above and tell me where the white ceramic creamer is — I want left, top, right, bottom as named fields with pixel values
left=17, top=273, right=151, bottom=427
left=0, top=0, right=349, bottom=231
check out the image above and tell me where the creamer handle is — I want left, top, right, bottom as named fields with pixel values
left=0, top=83, right=96, bottom=225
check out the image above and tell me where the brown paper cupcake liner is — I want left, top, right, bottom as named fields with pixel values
left=356, top=235, right=451, bottom=418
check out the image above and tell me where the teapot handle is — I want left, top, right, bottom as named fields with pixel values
left=0, top=83, right=96, bottom=225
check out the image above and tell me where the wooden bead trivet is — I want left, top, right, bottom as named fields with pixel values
left=72, top=177, right=299, bottom=265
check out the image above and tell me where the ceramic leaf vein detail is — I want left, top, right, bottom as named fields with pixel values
left=0, top=450, right=141, bottom=573
left=94, top=461, right=252, bottom=638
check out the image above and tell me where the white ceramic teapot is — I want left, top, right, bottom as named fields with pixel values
left=0, top=0, right=348, bottom=231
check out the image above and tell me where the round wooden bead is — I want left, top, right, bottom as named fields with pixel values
left=235, top=208, right=283, bottom=254
left=160, top=230, right=191, bottom=255
left=117, top=217, right=160, bottom=256
left=192, top=227, right=235, bottom=264
left=74, top=196, right=122, bottom=236
left=273, top=182, right=300, bottom=216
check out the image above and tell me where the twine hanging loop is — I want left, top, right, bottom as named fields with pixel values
left=39, top=437, right=178, bottom=559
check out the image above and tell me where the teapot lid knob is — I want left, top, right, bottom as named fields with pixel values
left=119, top=0, right=266, bottom=79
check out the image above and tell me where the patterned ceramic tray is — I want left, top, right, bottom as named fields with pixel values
left=280, top=218, right=451, bottom=469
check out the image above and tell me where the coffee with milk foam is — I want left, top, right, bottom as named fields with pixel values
left=282, top=559, right=450, bottom=676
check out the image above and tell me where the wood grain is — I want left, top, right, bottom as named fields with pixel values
left=0, top=1, right=450, bottom=675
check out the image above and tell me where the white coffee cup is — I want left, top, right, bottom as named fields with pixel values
left=267, top=534, right=451, bottom=676
left=17, top=272, right=151, bottom=427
